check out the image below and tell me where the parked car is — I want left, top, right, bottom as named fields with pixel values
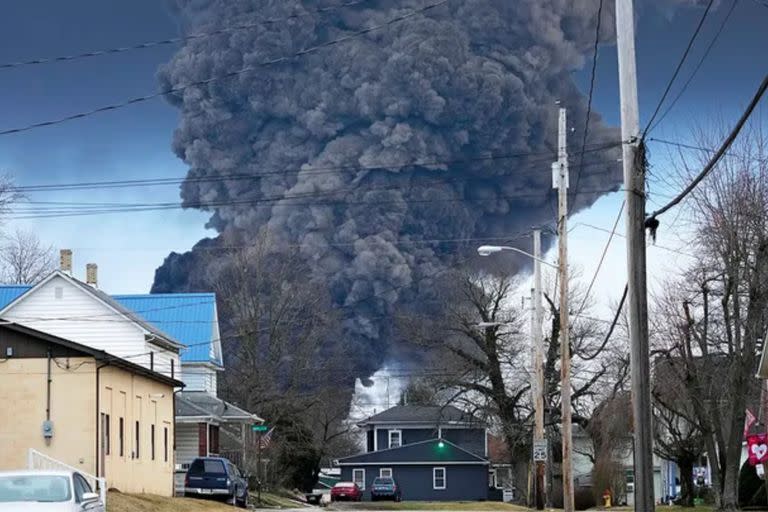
left=0, top=470, right=104, bottom=511
left=184, top=457, right=249, bottom=508
left=330, top=481, right=363, bottom=502
left=371, top=476, right=402, bottom=502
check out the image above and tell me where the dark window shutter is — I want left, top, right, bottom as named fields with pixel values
left=210, top=425, right=220, bottom=454
left=198, top=423, right=208, bottom=457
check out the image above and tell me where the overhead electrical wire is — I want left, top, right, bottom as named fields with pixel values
left=14, top=142, right=622, bottom=193
left=0, top=0, right=450, bottom=137
left=0, top=1, right=368, bottom=71
left=646, top=0, right=739, bottom=134
left=9, top=186, right=624, bottom=221
left=647, top=73, right=768, bottom=219
left=642, top=0, right=716, bottom=138
left=569, top=0, right=604, bottom=215
left=573, top=199, right=625, bottom=320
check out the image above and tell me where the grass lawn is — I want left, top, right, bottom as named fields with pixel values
left=608, top=506, right=716, bottom=512
left=107, top=490, right=308, bottom=511
left=106, top=492, right=234, bottom=512
left=328, top=502, right=528, bottom=511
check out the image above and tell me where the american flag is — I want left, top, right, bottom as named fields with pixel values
left=744, top=409, right=757, bottom=438
left=258, top=427, right=275, bottom=449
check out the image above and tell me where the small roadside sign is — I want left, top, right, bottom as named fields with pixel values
left=252, top=425, right=270, bottom=432
left=533, top=440, right=548, bottom=462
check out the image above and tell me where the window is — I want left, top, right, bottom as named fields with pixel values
left=119, top=418, right=124, bottom=457
left=388, top=430, right=402, bottom=448
left=379, top=468, right=392, bottom=478
left=433, top=467, right=446, bottom=490
left=151, top=425, right=156, bottom=461
left=72, top=473, right=92, bottom=503
left=135, top=421, right=140, bottom=459
left=353, top=469, right=365, bottom=490
left=164, top=427, right=169, bottom=463
left=103, top=414, right=110, bottom=456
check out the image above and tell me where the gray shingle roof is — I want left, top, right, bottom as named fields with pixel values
left=336, top=438, right=488, bottom=465
left=357, top=405, right=483, bottom=427
left=176, top=391, right=262, bottom=423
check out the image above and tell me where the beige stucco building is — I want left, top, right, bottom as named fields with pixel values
left=0, top=322, right=182, bottom=496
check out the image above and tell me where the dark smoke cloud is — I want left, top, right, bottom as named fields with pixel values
left=152, top=0, right=622, bottom=377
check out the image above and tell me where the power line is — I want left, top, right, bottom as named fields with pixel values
left=570, top=0, right=604, bottom=215
left=646, top=0, right=739, bottom=134
left=574, top=200, right=625, bottom=319
left=647, top=73, right=768, bottom=219
left=10, top=185, right=624, bottom=221
left=577, top=284, right=628, bottom=362
left=0, top=0, right=450, bottom=137
left=0, top=1, right=367, bottom=71
left=572, top=221, right=697, bottom=258
left=14, top=142, right=622, bottom=194
left=642, top=0, right=716, bottom=138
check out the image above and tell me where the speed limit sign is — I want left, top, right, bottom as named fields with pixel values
left=533, top=440, right=548, bottom=462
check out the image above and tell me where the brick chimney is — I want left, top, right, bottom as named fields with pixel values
left=86, top=263, right=98, bottom=287
left=59, top=249, right=72, bottom=274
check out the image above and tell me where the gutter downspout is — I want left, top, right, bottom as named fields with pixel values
left=45, top=350, right=52, bottom=447
left=95, top=361, right=110, bottom=480
left=173, top=387, right=185, bottom=496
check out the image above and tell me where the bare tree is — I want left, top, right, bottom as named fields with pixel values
left=208, top=229, right=353, bottom=490
left=0, top=229, right=55, bottom=284
left=651, top=119, right=768, bottom=511
left=400, top=268, right=619, bottom=502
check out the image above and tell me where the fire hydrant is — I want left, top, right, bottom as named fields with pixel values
left=602, top=489, right=612, bottom=508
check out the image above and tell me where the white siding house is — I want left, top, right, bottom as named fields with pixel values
left=0, top=271, right=183, bottom=379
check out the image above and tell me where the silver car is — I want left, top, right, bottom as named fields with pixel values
left=0, top=470, right=104, bottom=511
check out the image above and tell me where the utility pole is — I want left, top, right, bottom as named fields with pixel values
left=615, top=1, right=655, bottom=510
left=533, top=229, right=546, bottom=510
left=553, top=107, right=574, bottom=512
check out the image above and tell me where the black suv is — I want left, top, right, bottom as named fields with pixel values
left=184, top=457, right=249, bottom=507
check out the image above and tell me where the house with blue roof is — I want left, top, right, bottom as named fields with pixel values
left=0, top=251, right=261, bottom=490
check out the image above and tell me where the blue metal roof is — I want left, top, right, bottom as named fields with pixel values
left=0, top=285, right=220, bottom=365
left=0, top=285, right=31, bottom=309
left=113, top=293, right=221, bottom=365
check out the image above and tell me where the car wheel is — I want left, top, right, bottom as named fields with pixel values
left=227, top=493, right=237, bottom=506
left=238, top=493, right=249, bottom=509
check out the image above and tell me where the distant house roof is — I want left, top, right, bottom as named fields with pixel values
left=113, top=293, right=222, bottom=366
left=0, top=283, right=221, bottom=365
left=335, top=438, right=488, bottom=466
left=176, top=391, right=262, bottom=423
left=357, top=405, right=484, bottom=427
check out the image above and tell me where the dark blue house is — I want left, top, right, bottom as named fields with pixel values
left=336, top=405, right=490, bottom=501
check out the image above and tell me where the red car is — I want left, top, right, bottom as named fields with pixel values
left=331, top=481, right=363, bottom=501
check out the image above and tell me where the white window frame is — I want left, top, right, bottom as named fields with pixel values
left=380, top=468, right=392, bottom=478
left=433, top=467, right=446, bottom=490
left=388, top=429, right=402, bottom=448
left=353, top=468, right=366, bottom=490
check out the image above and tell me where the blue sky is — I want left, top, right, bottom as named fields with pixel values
left=0, top=0, right=765, bottom=298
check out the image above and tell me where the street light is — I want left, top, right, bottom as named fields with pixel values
left=478, top=237, right=549, bottom=509
left=477, top=245, right=557, bottom=269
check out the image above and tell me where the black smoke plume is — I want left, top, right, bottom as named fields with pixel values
left=152, top=0, right=622, bottom=379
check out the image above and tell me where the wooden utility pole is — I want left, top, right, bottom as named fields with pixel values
left=533, top=229, right=546, bottom=510
left=615, top=1, right=655, bottom=510
left=554, top=107, right=574, bottom=512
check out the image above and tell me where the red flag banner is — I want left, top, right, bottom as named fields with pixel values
left=747, top=434, right=768, bottom=466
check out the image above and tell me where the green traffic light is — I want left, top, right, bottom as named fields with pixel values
left=438, top=440, right=445, bottom=449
